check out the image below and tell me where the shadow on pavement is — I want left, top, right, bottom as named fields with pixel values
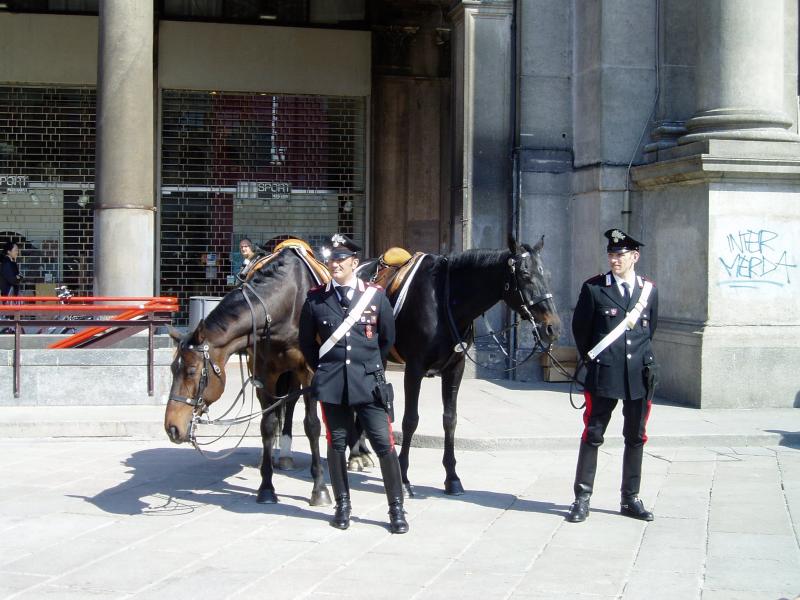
left=67, top=446, right=331, bottom=523
left=765, top=430, right=800, bottom=449
left=66, top=445, right=574, bottom=522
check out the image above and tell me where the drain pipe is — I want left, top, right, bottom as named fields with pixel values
left=509, top=0, right=521, bottom=378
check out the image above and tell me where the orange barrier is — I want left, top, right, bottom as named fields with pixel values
left=0, top=296, right=179, bottom=349
left=48, top=301, right=177, bottom=349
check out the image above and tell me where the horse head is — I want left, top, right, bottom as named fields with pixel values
left=164, top=321, right=230, bottom=444
left=502, top=235, right=561, bottom=347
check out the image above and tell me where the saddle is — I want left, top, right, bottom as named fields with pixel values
left=244, top=238, right=331, bottom=285
left=372, top=247, right=425, bottom=298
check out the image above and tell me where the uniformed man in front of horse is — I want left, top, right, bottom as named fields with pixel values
left=299, top=234, right=408, bottom=534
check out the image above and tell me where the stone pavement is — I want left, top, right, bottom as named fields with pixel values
left=0, top=373, right=799, bottom=599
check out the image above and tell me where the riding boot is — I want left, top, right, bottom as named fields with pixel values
left=379, top=450, right=409, bottom=534
left=327, top=448, right=351, bottom=530
left=620, top=444, right=654, bottom=521
left=566, top=442, right=598, bottom=523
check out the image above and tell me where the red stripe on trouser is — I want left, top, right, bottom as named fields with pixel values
left=642, top=398, right=653, bottom=444
left=319, top=403, right=332, bottom=446
left=387, top=413, right=395, bottom=451
left=581, top=390, right=593, bottom=443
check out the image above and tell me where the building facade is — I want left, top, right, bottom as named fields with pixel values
left=1, top=0, right=798, bottom=408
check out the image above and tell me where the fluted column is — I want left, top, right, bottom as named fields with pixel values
left=94, top=0, right=155, bottom=296
left=680, top=0, right=799, bottom=143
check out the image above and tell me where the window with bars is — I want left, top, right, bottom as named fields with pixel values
left=0, top=86, right=96, bottom=297
left=160, top=90, right=367, bottom=326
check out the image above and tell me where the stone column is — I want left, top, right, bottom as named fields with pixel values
left=94, top=0, right=155, bottom=296
left=449, top=0, right=513, bottom=252
left=680, top=0, right=799, bottom=143
left=632, top=0, right=800, bottom=408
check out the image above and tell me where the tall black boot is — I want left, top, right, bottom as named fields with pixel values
left=379, top=450, right=408, bottom=534
left=566, top=442, right=598, bottom=523
left=620, top=444, right=653, bottom=521
left=327, top=448, right=351, bottom=530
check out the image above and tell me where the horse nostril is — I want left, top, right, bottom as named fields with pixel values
left=545, top=324, right=555, bottom=339
left=167, top=425, right=181, bottom=444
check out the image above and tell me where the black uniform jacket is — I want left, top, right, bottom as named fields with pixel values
left=299, top=279, right=395, bottom=406
left=0, top=256, right=20, bottom=296
left=572, top=272, right=658, bottom=401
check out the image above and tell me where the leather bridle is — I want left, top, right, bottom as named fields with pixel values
left=504, top=250, right=554, bottom=325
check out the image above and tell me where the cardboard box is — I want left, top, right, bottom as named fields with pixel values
left=539, top=345, right=578, bottom=366
left=543, top=364, right=578, bottom=383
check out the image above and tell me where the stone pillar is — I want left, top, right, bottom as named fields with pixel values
left=449, top=0, right=513, bottom=252
left=633, top=0, right=800, bottom=408
left=94, top=1, right=154, bottom=296
left=681, top=0, right=798, bottom=143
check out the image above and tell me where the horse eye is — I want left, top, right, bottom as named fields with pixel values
left=187, top=367, right=197, bottom=376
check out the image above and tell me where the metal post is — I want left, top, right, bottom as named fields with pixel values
left=13, top=316, right=21, bottom=398
left=147, top=318, right=154, bottom=396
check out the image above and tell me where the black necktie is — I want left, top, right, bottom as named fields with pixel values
left=338, top=286, right=351, bottom=309
left=622, top=282, right=630, bottom=305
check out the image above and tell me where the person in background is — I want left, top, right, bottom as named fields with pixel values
left=566, top=228, right=659, bottom=524
left=236, top=238, right=257, bottom=281
left=1, top=241, right=22, bottom=297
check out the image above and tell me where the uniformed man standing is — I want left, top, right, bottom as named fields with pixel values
left=566, top=228, right=659, bottom=523
left=299, top=234, right=408, bottom=534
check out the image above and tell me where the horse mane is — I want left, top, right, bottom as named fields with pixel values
left=443, top=247, right=511, bottom=272
left=202, top=250, right=294, bottom=336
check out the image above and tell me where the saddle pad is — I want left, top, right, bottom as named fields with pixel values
left=245, top=241, right=331, bottom=285
left=382, top=246, right=413, bottom=267
left=373, top=251, right=425, bottom=297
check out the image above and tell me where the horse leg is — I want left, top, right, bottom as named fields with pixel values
left=256, top=375, right=280, bottom=504
left=303, top=395, right=332, bottom=506
left=276, top=393, right=297, bottom=471
left=347, top=414, right=374, bottom=471
left=441, top=358, right=466, bottom=495
left=399, top=367, right=423, bottom=497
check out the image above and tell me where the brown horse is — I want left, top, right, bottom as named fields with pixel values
left=164, top=243, right=332, bottom=506
left=358, top=236, right=561, bottom=495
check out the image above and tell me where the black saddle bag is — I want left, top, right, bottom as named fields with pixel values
left=372, top=370, right=395, bottom=422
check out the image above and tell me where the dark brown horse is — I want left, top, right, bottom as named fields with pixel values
left=164, top=244, right=332, bottom=506
left=359, top=236, right=561, bottom=495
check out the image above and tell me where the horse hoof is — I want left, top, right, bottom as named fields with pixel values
left=276, top=456, right=295, bottom=471
left=347, top=458, right=364, bottom=472
left=256, top=489, right=278, bottom=504
left=359, top=454, right=375, bottom=469
left=445, top=480, right=465, bottom=496
left=310, top=487, right=332, bottom=507
left=403, top=483, right=415, bottom=498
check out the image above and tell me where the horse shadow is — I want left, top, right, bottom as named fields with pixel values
left=68, top=445, right=335, bottom=523
left=68, top=445, right=576, bottom=522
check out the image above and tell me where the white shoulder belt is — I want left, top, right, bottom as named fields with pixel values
left=587, top=280, right=653, bottom=361
left=319, top=286, right=378, bottom=359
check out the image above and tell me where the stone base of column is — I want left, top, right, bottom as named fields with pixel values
left=655, top=321, right=800, bottom=408
left=633, top=138, right=800, bottom=409
left=680, top=108, right=800, bottom=144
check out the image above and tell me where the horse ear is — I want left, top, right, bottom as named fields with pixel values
left=533, top=235, right=545, bottom=253
left=507, top=234, right=519, bottom=254
left=167, top=325, right=182, bottom=342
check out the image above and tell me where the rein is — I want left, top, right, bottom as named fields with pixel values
left=442, top=253, right=554, bottom=374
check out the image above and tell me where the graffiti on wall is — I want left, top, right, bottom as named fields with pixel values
left=718, top=228, right=797, bottom=288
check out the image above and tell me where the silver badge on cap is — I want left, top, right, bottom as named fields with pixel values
left=611, top=229, right=625, bottom=243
